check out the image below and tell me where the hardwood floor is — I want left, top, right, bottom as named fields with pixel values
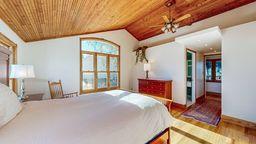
left=154, top=98, right=256, bottom=144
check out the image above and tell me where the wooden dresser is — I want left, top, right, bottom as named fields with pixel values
left=138, top=79, right=172, bottom=100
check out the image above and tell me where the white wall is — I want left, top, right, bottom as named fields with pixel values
left=131, top=42, right=187, bottom=105
left=0, top=19, right=26, bottom=64
left=21, top=30, right=138, bottom=99
left=196, top=52, right=204, bottom=98
left=222, top=21, right=256, bottom=122
left=206, top=82, right=221, bottom=93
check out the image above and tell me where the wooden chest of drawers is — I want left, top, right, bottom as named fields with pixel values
left=138, top=79, right=172, bottom=100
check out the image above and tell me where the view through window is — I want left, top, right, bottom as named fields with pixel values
left=80, top=38, right=120, bottom=93
left=206, top=59, right=221, bottom=82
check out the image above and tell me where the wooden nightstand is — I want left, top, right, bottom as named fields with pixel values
left=23, top=93, right=44, bottom=102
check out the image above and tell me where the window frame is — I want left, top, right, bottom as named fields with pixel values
left=80, top=37, right=120, bottom=94
left=0, top=33, right=18, bottom=93
left=206, top=58, right=221, bottom=83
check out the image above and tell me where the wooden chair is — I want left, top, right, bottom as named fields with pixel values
left=48, top=80, right=78, bottom=99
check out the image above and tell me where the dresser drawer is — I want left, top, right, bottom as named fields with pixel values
left=149, top=81, right=165, bottom=86
left=138, top=79, right=172, bottom=100
left=139, top=87, right=147, bottom=93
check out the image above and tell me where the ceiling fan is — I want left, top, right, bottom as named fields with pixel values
left=149, top=0, right=191, bottom=33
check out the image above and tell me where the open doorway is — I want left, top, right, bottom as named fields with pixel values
left=186, top=49, right=196, bottom=107
left=205, top=54, right=221, bottom=101
left=176, top=27, right=222, bottom=126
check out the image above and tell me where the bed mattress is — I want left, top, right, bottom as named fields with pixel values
left=0, top=90, right=172, bottom=144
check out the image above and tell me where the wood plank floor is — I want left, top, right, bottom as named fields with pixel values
left=154, top=98, right=256, bottom=144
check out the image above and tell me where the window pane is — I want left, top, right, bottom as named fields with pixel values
left=216, top=60, right=222, bottom=80
left=110, top=57, right=118, bottom=71
left=81, top=40, right=118, bottom=55
left=83, top=73, right=94, bottom=90
left=110, top=72, right=118, bottom=87
left=82, top=54, right=94, bottom=71
left=98, top=72, right=107, bottom=88
left=206, top=61, right=212, bottom=80
left=97, top=55, right=107, bottom=71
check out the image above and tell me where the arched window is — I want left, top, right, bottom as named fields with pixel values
left=80, top=38, right=120, bottom=93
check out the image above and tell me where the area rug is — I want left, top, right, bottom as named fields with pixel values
left=181, top=99, right=221, bottom=126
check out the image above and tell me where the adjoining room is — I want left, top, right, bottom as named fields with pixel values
left=176, top=27, right=222, bottom=126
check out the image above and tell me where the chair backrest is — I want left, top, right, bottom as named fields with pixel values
left=48, top=80, right=64, bottom=99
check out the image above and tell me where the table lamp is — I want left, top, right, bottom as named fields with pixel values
left=144, top=63, right=151, bottom=79
left=10, top=65, right=35, bottom=100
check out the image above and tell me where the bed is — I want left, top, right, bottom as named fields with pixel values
left=0, top=45, right=172, bottom=144
left=0, top=88, right=173, bottom=144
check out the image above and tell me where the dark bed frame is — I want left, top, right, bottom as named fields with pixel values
left=146, top=127, right=170, bottom=144
left=146, top=97, right=172, bottom=144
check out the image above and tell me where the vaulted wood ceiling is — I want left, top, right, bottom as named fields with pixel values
left=0, top=0, right=255, bottom=42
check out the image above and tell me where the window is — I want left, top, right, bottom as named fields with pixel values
left=80, top=38, right=120, bottom=93
left=206, top=59, right=221, bottom=82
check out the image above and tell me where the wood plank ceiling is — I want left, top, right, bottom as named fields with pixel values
left=0, top=0, right=255, bottom=42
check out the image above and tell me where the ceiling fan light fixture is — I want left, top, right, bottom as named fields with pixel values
left=173, top=23, right=179, bottom=29
left=164, top=28, right=169, bottom=33
left=161, top=27, right=166, bottom=32
left=171, top=27, right=177, bottom=33
left=149, top=1, right=191, bottom=35
left=167, top=23, right=171, bottom=29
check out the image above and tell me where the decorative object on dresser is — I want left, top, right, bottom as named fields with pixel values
left=9, top=65, right=35, bottom=101
left=48, top=80, right=78, bottom=99
left=144, top=63, right=151, bottom=79
left=138, top=78, right=172, bottom=111
left=134, top=46, right=148, bottom=63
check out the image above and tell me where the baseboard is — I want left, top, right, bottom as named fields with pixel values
left=172, top=102, right=187, bottom=110
left=206, top=92, right=221, bottom=97
left=221, top=115, right=256, bottom=129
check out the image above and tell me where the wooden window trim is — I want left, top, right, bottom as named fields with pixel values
left=80, top=37, right=120, bottom=94
left=206, top=59, right=221, bottom=83
left=0, top=33, right=18, bottom=93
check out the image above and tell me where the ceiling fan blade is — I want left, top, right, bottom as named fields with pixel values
left=173, top=14, right=191, bottom=23
left=162, top=15, right=170, bottom=23
left=149, top=25, right=163, bottom=28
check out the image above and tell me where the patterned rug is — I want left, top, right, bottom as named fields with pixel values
left=181, top=99, right=221, bottom=126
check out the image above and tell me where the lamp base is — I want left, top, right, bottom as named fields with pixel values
left=19, top=79, right=25, bottom=102
left=146, top=71, right=149, bottom=79
left=18, top=96, right=26, bottom=102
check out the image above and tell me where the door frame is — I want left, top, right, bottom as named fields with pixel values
left=186, top=48, right=197, bottom=107
left=203, top=53, right=222, bottom=98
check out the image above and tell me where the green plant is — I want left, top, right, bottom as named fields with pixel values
left=135, top=46, right=148, bottom=64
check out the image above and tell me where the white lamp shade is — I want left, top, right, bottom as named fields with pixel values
left=9, top=65, right=35, bottom=79
left=144, top=63, right=151, bottom=71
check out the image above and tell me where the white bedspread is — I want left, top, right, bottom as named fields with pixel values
left=0, top=90, right=172, bottom=144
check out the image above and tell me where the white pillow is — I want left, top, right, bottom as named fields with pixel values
left=0, top=83, right=22, bottom=127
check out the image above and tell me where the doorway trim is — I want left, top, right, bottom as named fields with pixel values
left=203, top=53, right=222, bottom=99
left=186, top=48, right=197, bottom=107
